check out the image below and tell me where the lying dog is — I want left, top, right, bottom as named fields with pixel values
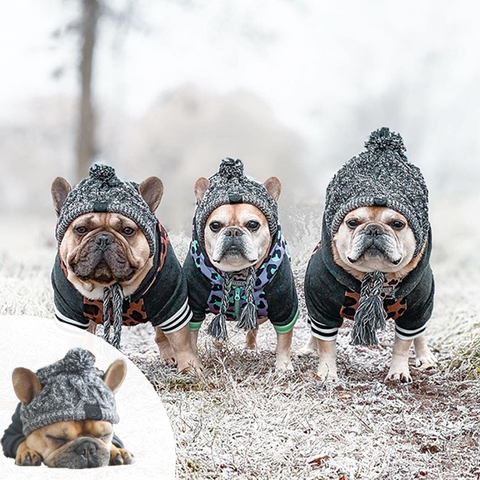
left=1, top=348, right=133, bottom=468
left=51, top=164, right=201, bottom=372
left=303, top=128, right=436, bottom=382
left=184, top=158, right=299, bottom=370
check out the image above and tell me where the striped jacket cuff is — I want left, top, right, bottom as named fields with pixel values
left=159, top=299, right=192, bottom=334
left=308, top=316, right=339, bottom=341
left=394, top=322, right=429, bottom=340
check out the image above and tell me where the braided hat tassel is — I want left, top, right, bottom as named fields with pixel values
left=237, top=267, right=258, bottom=332
left=102, top=283, right=124, bottom=349
left=207, top=274, right=233, bottom=340
left=351, top=271, right=387, bottom=346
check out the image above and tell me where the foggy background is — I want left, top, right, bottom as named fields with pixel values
left=0, top=0, right=479, bottom=238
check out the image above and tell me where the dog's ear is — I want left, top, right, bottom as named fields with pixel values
left=51, top=177, right=72, bottom=216
left=12, top=368, right=42, bottom=405
left=138, top=177, right=164, bottom=213
left=263, top=177, right=281, bottom=201
left=103, top=358, right=127, bottom=395
left=194, top=177, right=210, bottom=203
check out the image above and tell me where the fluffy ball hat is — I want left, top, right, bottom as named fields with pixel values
left=324, top=127, right=430, bottom=256
left=19, top=348, right=119, bottom=437
left=194, top=158, right=278, bottom=244
left=55, top=164, right=158, bottom=256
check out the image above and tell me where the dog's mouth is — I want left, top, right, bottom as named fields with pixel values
left=347, top=236, right=402, bottom=265
left=71, top=240, right=137, bottom=284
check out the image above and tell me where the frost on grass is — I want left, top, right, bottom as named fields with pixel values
left=1, top=202, right=480, bottom=480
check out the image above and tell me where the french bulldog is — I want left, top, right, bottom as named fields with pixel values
left=51, top=165, right=202, bottom=373
left=185, top=159, right=299, bottom=371
left=303, top=127, right=436, bottom=383
left=5, top=351, right=133, bottom=468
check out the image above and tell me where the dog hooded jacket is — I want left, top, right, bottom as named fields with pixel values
left=184, top=158, right=299, bottom=339
left=304, top=128, right=434, bottom=345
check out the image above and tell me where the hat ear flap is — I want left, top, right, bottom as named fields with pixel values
left=194, top=177, right=210, bottom=203
left=103, top=358, right=127, bottom=395
left=263, top=177, right=281, bottom=201
left=12, top=368, right=42, bottom=405
left=51, top=177, right=72, bottom=216
left=138, top=177, right=164, bottom=212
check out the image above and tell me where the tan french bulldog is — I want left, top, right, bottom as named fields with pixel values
left=51, top=165, right=201, bottom=373
left=5, top=349, right=133, bottom=468
left=185, top=158, right=299, bottom=371
left=303, top=206, right=437, bottom=382
left=303, top=127, right=436, bottom=383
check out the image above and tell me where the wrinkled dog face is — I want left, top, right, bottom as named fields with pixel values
left=205, top=204, right=271, bottom=272
left=60, top=212, right=151, bottom=293
left=195, top=176, right=281, bottom=273
left=51, top=176, right=163, bottom=298
left=27, top=420, right=113, bottom=469
left=333, top=206, right=416, bottom=273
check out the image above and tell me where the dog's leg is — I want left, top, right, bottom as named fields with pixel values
left=317, top=339, right=338, bottom=381
left=190, top=329, right=199, bottom=355
left=275, top=329, right=294, bottom=372
left=245, top=317, right=268, bottom=350
left=86, top=321, right=97, bottom=335
left=386, top=336, right=413, bottom=383
left=298, top=335, right=318, bottom=356
left=155, top=328, right=176, bottom=366
left=414, top=335, right=437, bottom=369
left=163, top=324, right=203, bottom=373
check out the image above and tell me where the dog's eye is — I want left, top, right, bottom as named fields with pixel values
left=122, top=227, right=135, bottom=236
left=390, top=220, right=406, bottom=230
left=75, top=226, right=88, bottom=235
left=209, top=221, right=222, bottom=233
left=246, top=221, right=260, bottom=231
left=46, top=435, right=68, bottom=446
left=346, top=219, right=359, bottom=229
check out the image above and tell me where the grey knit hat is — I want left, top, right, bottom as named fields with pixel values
left=56, top=164, right=158, bottom=256
left=20, top=348, right=119, bottom=437
left=324, top=127, right=429, bottom=256
left=195, top=158, right=278, bottom=244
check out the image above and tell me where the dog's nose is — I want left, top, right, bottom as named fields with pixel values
left=94, top=233, right=113, bottom=250
left=75, top=439, right=97, bottom=458
left=363, top=224, right=384, bottom=236
left=224, top=227, right=244, bottom=237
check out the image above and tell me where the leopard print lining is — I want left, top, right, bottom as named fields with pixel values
left=339, top=279, right=407, bottom=321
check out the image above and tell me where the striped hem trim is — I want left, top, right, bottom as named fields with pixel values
left=395, top=321, right=429, bottom=340
left=160, top=303, right=193, bottom=334
left=273, top=309, right=300, bottom=334
left=160, top=299, right=189, bottom=329
left=309, top=316, right=339, bottom=341
left=54, top=307, right=89, bottom=329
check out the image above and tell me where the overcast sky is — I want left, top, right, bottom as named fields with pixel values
left=1, top=0, right=479, bottom=191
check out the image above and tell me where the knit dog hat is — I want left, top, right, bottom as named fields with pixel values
left=20, top=348, right=119, bottom=437
left=324, top=127, right=429, bottom=257
left=56, top=164, right=158, bottom=256
left=194, top=158, right=278, bottom=245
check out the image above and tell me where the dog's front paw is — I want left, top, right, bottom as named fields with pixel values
left=386, top=356, right=412, bottom=383
left=176, top=353, right=203, bottom=374
left=316, top=361, right=338, bottom=381
left=15, top=442, right=42, bottom=466
left=157, top=341, right=176, bottom=366
left=275, top=356, right=294, bottom=372
left=414, top=341, right=437, bottom=370
left=110, top=446, right=135, bottom=466
left=297, top=336, right=318, bottom=357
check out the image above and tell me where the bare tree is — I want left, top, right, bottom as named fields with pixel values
left=76, top=0, right=100, bottom=181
